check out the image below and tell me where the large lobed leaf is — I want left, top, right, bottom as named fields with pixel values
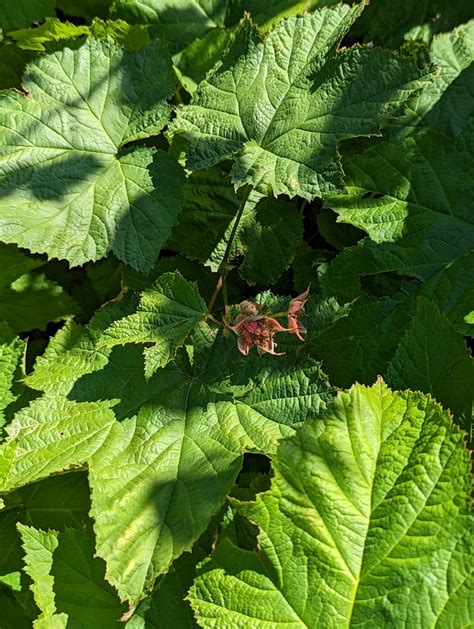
left=0, top=37, right=184, bottom=270
left=169, top=168, right=303, bottom=285
left=76, top=323, right=331, bottom=604
left=87, top=342, right=331, bottom=604
left=190, top=382, right=474, bottom=627
left=391, top=20, right=474, bottom=139
left=385, top=298, right=474, bottom=419
left=311, top=295, right=474, bottom=420
left=314, top=97, right=474, bottom=419
left=98, top=272, right=208, bottom=377
left=1, top=313, right=333, bottom=605
left=170, top=4, right=432, bottom=199
left=323, top=128, right=474, bottom=287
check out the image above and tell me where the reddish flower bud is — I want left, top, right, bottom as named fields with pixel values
left=287, top=287, right=309, bottom=341
left=229, top=301, right=288, bottom=355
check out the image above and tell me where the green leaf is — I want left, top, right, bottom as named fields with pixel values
left=226, top=0, right=319, bottom=31
left=171, top=4, right=432, bottom=199
left=86, top=378, right=244, bottom=604
left=112, top=0, right=320, bottom=54
left=145, top=550, right=205, bottom=628
left=0, top=325, right=25, bottom=428
left=88, top=18, right=151, bottom=51
left=0, top=38, right=184, bottom=270
left=352, top=0, right=474, bottom=48
left=310, top=293, right=413, bottom=387
left=0, top=591, right=31, bottom=628
left=111, top=0, right=228, bottom=53
left=70, top=345, right=170, bottom=420
left=84, top=326, right=331, bottom=604
left=392, top=20, right=474, bottom=138
left=51, top=528, right=127, bottom=627
left=0, top=244, right=78, bottom=334
left=2, top=311, right=332, bottom=607
left=418, top=251, right=474, bottom=336
left=3, top=472, right=91, bottom=531
left=25, top=320, right=111, bottom=397
left=386, top=298, right=474, bottom=419
left=190, top=382, right=474, bottom=627
left=99, top=272, right=208, bottom=376
left=85, top=363, right=286, bottom=603
left=0, top=397, right=117, bottom=493
left=0, top=508, right=25, bottom=577
left=4, top=17, right=152, bottom=53
left=174, top=27, right=234, bottom=94
left=0, top=44, right=34, bottom=89
left=6, top=19, right=88, bottom=51
left=311, top=291, right=473, bottom=421
left=323, top=128, right=474, bottom=298
left=0, top=0, right=55, bottom=34
left=169, top=168, right=303, bottom=285
left=0, top=571, right=22, bottom=592
left=18, top=524, right=67, bottom=627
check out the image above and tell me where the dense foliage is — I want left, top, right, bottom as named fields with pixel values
left=0, top=0, right=473, bottom=626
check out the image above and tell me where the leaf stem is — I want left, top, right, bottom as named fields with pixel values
left=207, top=186, right=252, bottom=313
left=222, top=275, right=230, bottom=321
left=206, top=313, right=221, bottom=325
left=207, top=275, right=223, bottom=313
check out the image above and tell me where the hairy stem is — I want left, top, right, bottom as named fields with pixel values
left=222, top=276, right=230, bottom=322
left=207, top=186, right=252, bottom=313
left=207, top=276, right=223, bottom=313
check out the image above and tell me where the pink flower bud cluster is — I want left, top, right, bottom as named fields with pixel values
left=228, top=288, right=309, bottom=356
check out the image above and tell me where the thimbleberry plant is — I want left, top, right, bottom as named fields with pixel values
left=0, top=1, right=472, bottom=626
